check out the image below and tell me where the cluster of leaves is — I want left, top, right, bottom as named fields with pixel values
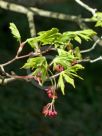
left=53, top=49, right=84, bottom=94
left=9, top=23, right=21, bottom=42
left=22, top=27, right=96, bottom=94
left=26, top=28, right=96, bottom=49
left=9, top=23, right=97, bottom=117
left=22, top=56, right=48, bottom=83
left=9, top=23, right=97, bottom=94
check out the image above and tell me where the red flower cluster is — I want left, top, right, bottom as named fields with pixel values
left=45, top=86, right=57, bottom=99
left=42, top=102, right=57, bottom=117
left=54, top=64, right=64, bottom=72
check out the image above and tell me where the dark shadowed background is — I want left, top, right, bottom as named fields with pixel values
left=0, top=0, right=102, bottom=136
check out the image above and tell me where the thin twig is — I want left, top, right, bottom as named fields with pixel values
left=90, top=56, right=102, bottom=63
left=49, top=72, right=60, bottom=79
left=80, top=37, right=102, bottom=53
left=0, top=57, right=17, bottom=67
left=79, top=56, right=102, bottom=63
left=75, top=0, right=97, bottom=15
left=0, top=46, right=56, bottom=67
left=0, top=53, right=31, bottom=67
left=0, top=77, right=16, bottom=85
left=0, top=75, right=33, bottom=85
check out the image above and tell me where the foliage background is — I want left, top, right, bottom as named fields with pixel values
left=0, top=0, right=102, bottom=136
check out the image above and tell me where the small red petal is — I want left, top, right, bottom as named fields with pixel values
left=48, top=93, right=52, bottom=98
left=42, top=110, right=49, bottom=116
left=51, top=112, right=55, bottom=116
left=48, top=111, right=52, bottom=116
left=54, top=111, right=57, bottom=116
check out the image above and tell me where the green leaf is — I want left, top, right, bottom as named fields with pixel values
left=63, top=73, right=75, bottom=88
left=22, top=56, right=46, bottom=69
left=57, top=48, right=68, bottom=55
left=32, top=66, right=48, bottom=83
left=64, top=29, right=96, bottom=42
left=74, top=47, right=82, bottom=60
left=58, top=74, right=65, bottom=95
left=37, top=28, right=61, bottom=45
left=52, top=49, right=78, bottom=70
left=64, top=63, right=84, bottom=82
left=27, top=28, right=62, bottom=48
left=70, top=72, right=83, bottom=80
left=22, top=56, right=48, bottom=84
left=38, top=28, right=59, bottom=36
left=74, top=36, right=81, bottom=44
left=9, top=23, right=21, bottom=42
left=92, top=12, right=102, bottom=27
left=95, top=20, right=102, bottom=27
left=71, top=64, right=84, bottom=71
left=27, top=28, right=96, bottom=49
left=78, top=29, right=96, bottom=41
left=26, top=37, right=39, bottom=48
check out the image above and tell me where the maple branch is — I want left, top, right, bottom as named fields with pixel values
left=79, top=56, right=102, bottom=63
left=0, top=74, right=34, bottom=85
left=0, top=77, right=16, bottom=85
left=81, top=37, right=102, bottom=53
left=89, top=56, right=102, bottom=63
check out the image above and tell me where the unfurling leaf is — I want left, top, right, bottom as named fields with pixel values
left=58, top=74, right=65, bottom=95
left=71, top=64, right=84, bottom=71
left=9, top=23, right=21, bottom=42
left=63, top=73, right=75, bottom=88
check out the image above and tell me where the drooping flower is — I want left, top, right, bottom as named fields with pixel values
left=42, top=102, right=57, bottom=117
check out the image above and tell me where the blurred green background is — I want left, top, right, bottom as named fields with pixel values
left=0, top=0, right=102, bottom=136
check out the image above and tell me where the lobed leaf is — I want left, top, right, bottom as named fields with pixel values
left=9, top=23, right=21, bottom=42
left=63, top=73, right=75, bottom=88
left=22, top=56, right=46, bottom=69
